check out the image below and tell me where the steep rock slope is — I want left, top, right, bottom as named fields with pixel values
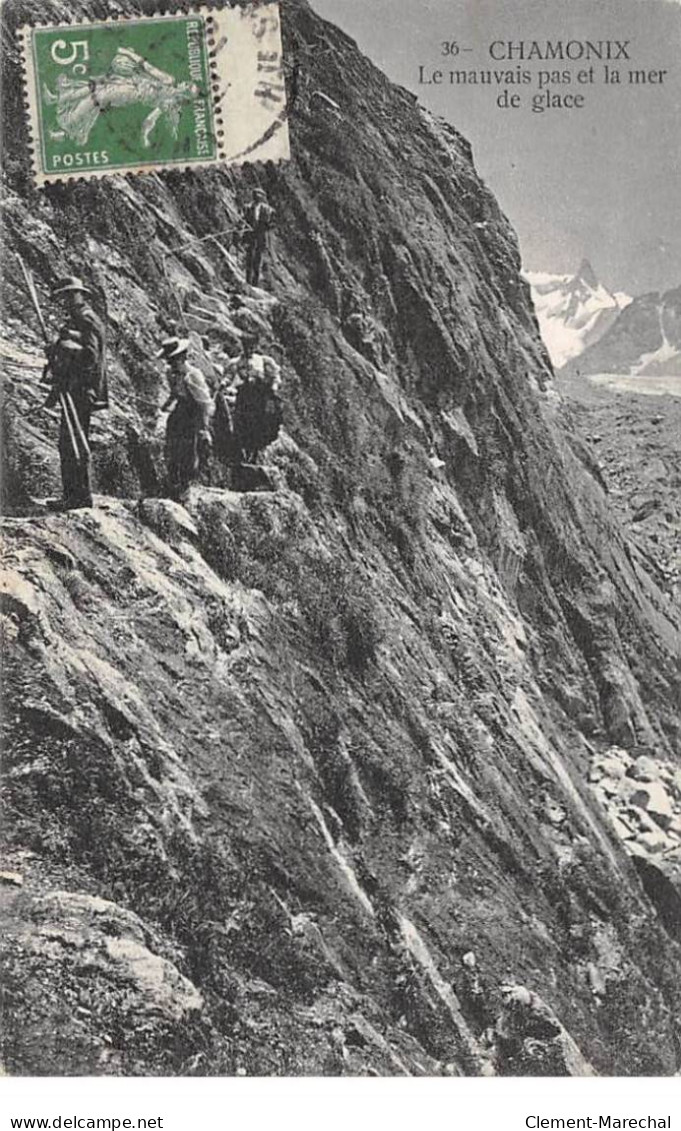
left=555, top=374, right=681, bottom=605
left=1, top=0, right=680, bottom=1076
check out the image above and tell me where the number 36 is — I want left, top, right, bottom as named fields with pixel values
left=50, top=39, right=90, bottom=74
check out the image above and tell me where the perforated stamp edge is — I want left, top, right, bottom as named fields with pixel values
left=19, top=4, right=290, bottom=186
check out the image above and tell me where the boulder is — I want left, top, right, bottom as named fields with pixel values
left=0, top=889, right=203, bottom=1075
left=636, top=829, right=670, bottom=855
left=0, top=872, right=24, bottom=887
left=545, top=800, right=567, bottom=825
left=587, top=963, right=606, bottom=997
left=594, top=752, right=629, bottom=780
left=609, top=814, right=635, bottom=841
left=137, top=498, right=200, bottom=545
left=494, top=984, right=594, bottom=1076
left=600, top=777, right=622, bottom=798
left=603, top=746, right=632, bottom=768
left=627, top=755, right=662, bottom=783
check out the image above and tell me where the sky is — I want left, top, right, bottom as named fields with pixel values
left=310, top=0, right=681, bottom=295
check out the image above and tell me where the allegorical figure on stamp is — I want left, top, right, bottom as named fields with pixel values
left=42, top=276, right=108, bottom=511
left=43, top=46, right=200, bottom=147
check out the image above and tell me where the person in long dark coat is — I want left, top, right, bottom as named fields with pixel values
left=43, top=276, right=107, bottom=510
left=229, top=335, right=283, bottom=464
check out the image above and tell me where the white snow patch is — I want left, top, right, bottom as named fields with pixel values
left=614, top=292, right=633, bottom=310
left=634, top=307, right=681, bottom=375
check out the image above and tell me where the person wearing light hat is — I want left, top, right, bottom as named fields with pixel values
left=157, top=336, right=214, bottom=502
left=43, top=275, right=107, bottom=510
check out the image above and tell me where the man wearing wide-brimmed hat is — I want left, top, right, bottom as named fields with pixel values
left=157, top=336, right=214, bottom=502
left=44, top=275, right=107, bottom=510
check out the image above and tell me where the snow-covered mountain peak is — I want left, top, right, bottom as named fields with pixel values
left=524, top=263, right=632, bottom=369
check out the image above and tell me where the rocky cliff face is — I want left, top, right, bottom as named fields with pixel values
left=2, top=0, right=680, bottom=1077
left=555, top=373, right=681, bottom=609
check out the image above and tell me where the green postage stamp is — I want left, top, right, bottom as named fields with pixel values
left=20, top=4, right=290, bottom=184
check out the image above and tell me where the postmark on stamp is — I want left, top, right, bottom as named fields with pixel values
left=20, top=4, right=290, bottom=184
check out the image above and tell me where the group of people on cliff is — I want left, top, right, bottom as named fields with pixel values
left=158, top=328, right=283, bottom=504
left=34, top=190, right=281, bottom=511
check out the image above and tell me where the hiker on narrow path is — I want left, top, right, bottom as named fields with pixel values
left=242, top=188, right=275, bottom=288
left=42, top=276, right=108, bottom=511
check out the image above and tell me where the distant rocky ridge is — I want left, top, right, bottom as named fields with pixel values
left=524, top=260, right=631, bottom=369
left=2, top=0, right=681, bottom=1078
left=562, top=285, right=681, bottom=378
